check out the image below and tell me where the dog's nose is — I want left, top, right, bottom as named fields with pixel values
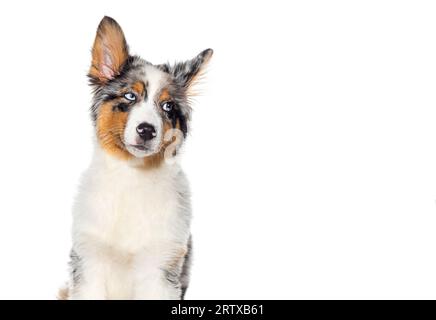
left=136, top=122, right=156, bottom=141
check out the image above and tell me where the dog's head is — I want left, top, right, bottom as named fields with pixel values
left=88, top=16, right=212, bottom=166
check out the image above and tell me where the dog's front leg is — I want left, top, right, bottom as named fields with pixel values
left=69, top=243, right=108, bottom=300
left=70, top=255, right=107, bottom=300
left=132, top=250, right=183, bottom=300
left=133, top=271, right=181, bottom=300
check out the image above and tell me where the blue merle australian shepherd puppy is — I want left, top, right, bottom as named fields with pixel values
left=59, top=16, right=212, bottom=300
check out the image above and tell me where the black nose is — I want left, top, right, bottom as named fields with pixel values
left=136, top=122, right=156, bottom=141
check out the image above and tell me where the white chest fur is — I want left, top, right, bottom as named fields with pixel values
left=70, top=147, right=192, bottom=299
left=72, top=147, right=191, bottom=256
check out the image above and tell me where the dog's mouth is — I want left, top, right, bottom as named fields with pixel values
left=119, top=136, right=149, bottom=153
left=128, top=144, right=150, bottom=152
left=122, top=135, right=161, bottom=158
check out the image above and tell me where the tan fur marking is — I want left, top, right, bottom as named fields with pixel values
left=132, top=81, right=145, bottom=96
left=96, top=102, right=132, bottom=160
left=159, top=88, right=171, bottom=103
left=142, top=152, right=164, bottom=168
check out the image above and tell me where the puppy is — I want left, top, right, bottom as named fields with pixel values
left=60, top=16, right=212, bottom=300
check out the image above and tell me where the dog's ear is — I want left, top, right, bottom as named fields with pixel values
left=89, top=16, right=129, bottom=83
left=160, top=49, right=213, bottom=90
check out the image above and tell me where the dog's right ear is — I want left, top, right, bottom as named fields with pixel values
left=89, top=16, right=129, bottom=84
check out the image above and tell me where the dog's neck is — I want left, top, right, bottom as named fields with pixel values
left=91, top=142, right=181, bottom=175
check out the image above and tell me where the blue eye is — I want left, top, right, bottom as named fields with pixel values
left=162, top=101, right=174, bottom=112
left=124, top=92, right=136, bottom=101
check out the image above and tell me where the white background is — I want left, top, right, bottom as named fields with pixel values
left=0, top=0, right=435, bottom=299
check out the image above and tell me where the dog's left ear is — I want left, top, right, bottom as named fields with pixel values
left=161, top=49, right=213, bottom=89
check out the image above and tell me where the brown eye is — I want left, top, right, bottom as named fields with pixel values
left=162, top=101, right=174, bottom=112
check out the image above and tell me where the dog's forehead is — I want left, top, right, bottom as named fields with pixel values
left=105, top=60, right=170, bottom=95
left=141, top=64, right=169, bottom=95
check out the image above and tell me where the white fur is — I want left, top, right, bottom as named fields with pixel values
left=70, top=143, right=191, bottom=300
left=124, top=65, right=167, bottom=158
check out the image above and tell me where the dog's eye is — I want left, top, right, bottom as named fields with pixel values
left=161, top=101, right=174, bottom=112
left=124, top=92, right=136, bottom=101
